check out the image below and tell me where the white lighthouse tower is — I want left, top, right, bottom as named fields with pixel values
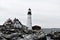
left=27, top=8, right=32, bottom=30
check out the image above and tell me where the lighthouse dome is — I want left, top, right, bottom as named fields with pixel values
left=28, top=8, right=32, bottom=15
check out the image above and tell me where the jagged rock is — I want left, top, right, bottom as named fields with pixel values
left=3, top=18, right=13, bottom=29
left=13, top=18, right=22, bottom=28
left=0, top=18, right=46, bottom=40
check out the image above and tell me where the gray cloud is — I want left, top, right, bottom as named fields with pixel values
left=0, top=0, right=60, bottom=28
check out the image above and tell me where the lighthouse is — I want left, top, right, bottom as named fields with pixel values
left=27, top=8, right=32, bottom=30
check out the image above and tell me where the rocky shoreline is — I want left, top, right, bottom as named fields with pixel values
left=0, top=18, right=46, bottom=40
left=0, top=18, right=60, bottom=40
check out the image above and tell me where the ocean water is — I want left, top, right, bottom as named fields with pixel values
left=42, top=28, right=60, bottom=34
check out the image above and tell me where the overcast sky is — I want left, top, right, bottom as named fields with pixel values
left=0, top=0, right=60, bottom=28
